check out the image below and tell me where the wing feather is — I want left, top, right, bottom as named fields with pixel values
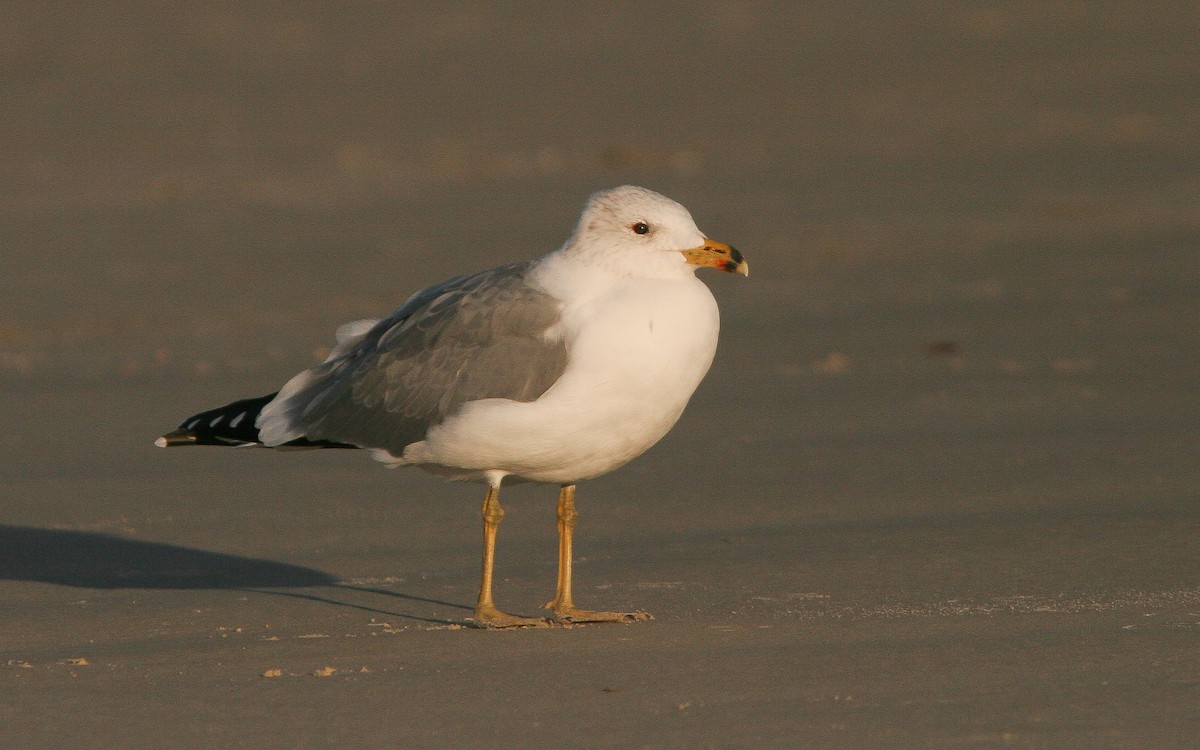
left=256, top=261, right=568, bottom=456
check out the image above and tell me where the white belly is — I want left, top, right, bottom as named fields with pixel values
left=405, top=275, right=720, bottom=483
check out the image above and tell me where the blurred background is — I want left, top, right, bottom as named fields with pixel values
left=4, top=2, right=1196, bottom=383
left=2, top=3, right=1199, bottom=745
left=3, top=1, right=1197, bottom=518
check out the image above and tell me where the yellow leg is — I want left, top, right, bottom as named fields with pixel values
left=547, top=484, right=579, bottom=611
left=545, top=484, right=651, bottom=624
left=472, top=484, right=546, bottom=628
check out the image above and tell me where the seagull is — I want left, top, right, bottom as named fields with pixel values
left=156, top=185, right=747, bottom=628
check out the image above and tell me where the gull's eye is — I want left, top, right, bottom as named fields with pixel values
left=632, top=222, right=650, bottom=235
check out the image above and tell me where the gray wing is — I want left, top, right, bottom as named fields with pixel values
left=257, top=260, right=568, bottom=455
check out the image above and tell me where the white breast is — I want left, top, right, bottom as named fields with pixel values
left=406, top=271, right=720, bottom=484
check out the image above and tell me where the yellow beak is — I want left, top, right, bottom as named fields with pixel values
left=681, top=239, right=749, bottom=276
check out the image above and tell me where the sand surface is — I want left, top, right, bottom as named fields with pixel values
left=3, top=4, right=1199, bottom=748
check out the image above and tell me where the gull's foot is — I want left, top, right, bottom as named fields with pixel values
left=471, top=605, right=550, bottom=629
left=549, top=606, right=653, bottom=625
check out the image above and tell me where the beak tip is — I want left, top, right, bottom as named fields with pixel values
left=729, top=246, right=748, bottom=277
left=682, top=241, right=749, bottom=277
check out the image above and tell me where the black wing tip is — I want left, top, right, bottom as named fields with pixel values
left=154, top=423, right=358, bottom=450
left=154, top=428, right=258, bottom=448
left=155, top=429, right=194, bottom=448
left=157, top=392, right=359, bottom=451
left=156, top=393, right=278, bottom=448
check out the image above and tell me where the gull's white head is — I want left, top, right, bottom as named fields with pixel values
left=557, top=185, right=747, bottom=279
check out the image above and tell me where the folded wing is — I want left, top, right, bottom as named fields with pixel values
left=256, top=261, right=569, bottom=457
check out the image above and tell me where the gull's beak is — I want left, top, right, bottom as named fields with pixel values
left=681, top=239, right=749, bottom=277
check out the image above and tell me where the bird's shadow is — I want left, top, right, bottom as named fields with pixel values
left=0, top=524, right=472, bottom=626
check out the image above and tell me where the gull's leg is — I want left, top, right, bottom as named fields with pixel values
left=472, top=483, right=547, bottom=628
left=546, top=484, right=578, bottom=612
left=545, top=484, right=651, bottom=624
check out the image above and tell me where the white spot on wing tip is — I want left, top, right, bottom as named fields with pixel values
left=154, top=436, right=168, bottom=448
left=229, top=411, right=246, bottom=428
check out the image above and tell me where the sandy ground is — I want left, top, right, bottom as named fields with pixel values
left=3, top=3, right=1200, bottom=748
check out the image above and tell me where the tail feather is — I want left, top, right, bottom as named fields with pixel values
left=155, top=393, right=356, bottom=449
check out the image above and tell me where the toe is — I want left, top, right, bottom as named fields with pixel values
left=552, top=607, right=652, bottom=624
left=472, top=606, right=550, bottom=629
